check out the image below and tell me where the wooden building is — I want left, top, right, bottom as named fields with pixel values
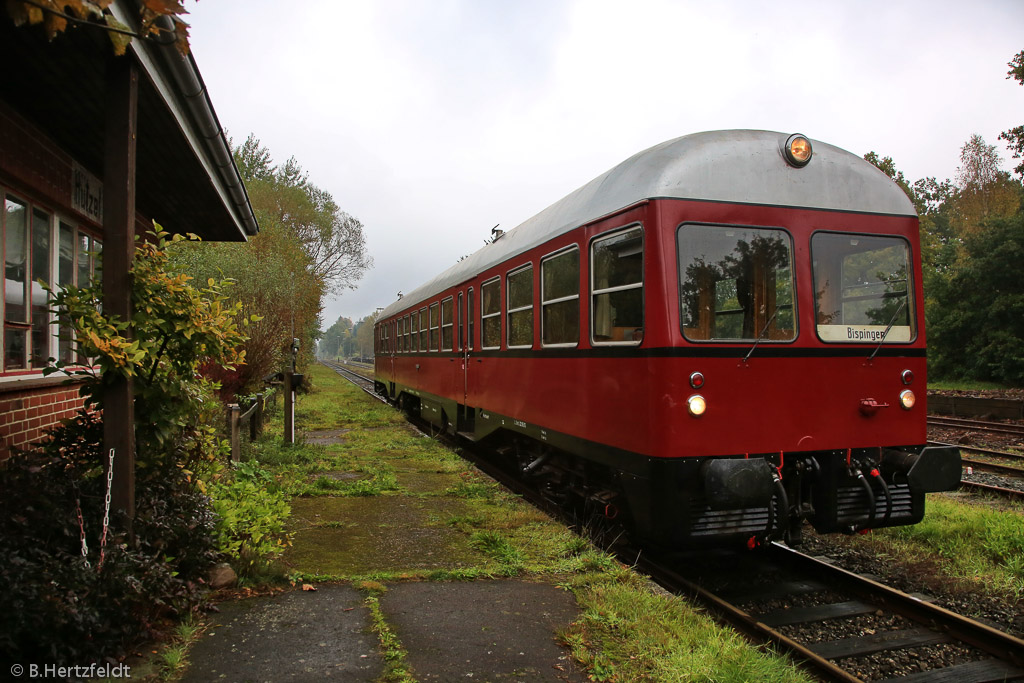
left=1, top=3, right=258, bottom=515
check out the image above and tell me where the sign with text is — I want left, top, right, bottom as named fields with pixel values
left=71, top=161, right=103, bottom=224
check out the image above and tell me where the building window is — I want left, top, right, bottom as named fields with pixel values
left=591, top=226, right=643, bottom=345
left=481, top=278, right=500, bottom=349
left=542, top=247, right=579, bottom=346
left=441, top=297, right=453, bottom=351
left=3, top=194, right=100, bottom=374
left=507, top=265, right=533, bottom=348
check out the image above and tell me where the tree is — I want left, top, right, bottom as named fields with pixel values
left=950, top=134, right=1020, bottom=237
left=999, top=50, right=1024, bottom=179
left=4, top=0, right=190, bottom=55
left=170, top=136, right=373, bottom=396
left=928, top=209, right=1024, bottom=384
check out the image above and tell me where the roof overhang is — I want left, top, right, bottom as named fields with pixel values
left=0, top=1, right=257, bottom=241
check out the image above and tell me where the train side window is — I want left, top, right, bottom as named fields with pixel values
left=541, top=247, right=579, bottom=346
left=468, top=288, right=475, bottom=350
left=507, top=265, right=533, bottom=348
left=410, top=311, right=418, bottom=352
left=405, top=315, right=411, bottom=352
left=678, top=224, right=796, bottom=342
left=481, top=278, right=501, bottom=349
left=419, top=307, right=428, bottom=351
left=812, top=232, right=914, bottom=343
left=441, top=297, right=454, bottom=351
left=591, top=227, right=643, bottom=345
left=429, top=302, right=440, bottom=351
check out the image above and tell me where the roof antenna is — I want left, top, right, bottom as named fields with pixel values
left=490, top=224, right=504, bottom=241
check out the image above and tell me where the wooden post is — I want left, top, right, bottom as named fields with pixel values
left=228, top=403, right=240, bottom=462
left=284, top=371, right=295, bottom=445
left=102, top=56, right=138, bottom=529
left=251, top=392, right=264, bottom=440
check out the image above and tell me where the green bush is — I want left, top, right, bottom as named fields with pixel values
left=208, top=461, right=291, bottom=576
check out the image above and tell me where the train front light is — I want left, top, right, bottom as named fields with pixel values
left=899, top=389, right=916, bottom=410
left=687, top=394, right=707, bottom=417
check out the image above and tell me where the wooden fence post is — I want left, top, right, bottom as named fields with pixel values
left=228, top=403, right=240, bottom=462
left=251, top=392, right=264, bottom=440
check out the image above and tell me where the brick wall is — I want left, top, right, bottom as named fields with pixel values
left=0, top=384, right=86, bottom=460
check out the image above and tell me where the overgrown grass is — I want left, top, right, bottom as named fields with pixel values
left=864, top=494, right=1024, bottom=598
left=247, top=364, right=815, bottom=682
left=927, top=379, right=1014, bottom=392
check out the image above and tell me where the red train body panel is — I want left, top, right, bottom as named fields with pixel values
left=374, top=131, right=959, bottom=547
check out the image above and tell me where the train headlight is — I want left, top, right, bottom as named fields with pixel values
left=899, top=389, right=916, bottom=410
left=687, top=394, right=707, bottom=417
left=783, top=133, right=813, bottom=168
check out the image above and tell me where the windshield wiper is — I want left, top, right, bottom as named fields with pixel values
left=867, top=300, right=907, bottom=362
left=743, top=309, right=779, bottom=364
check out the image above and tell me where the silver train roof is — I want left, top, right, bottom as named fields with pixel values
left=380, top=129, right=915, bottom=319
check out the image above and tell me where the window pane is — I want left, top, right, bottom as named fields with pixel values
left=508, top=310, right=533, bottom=347
left=592, top=228, right=643, bottom=343
left=679, top=225, right=795, bottom=341
left=5, top=196, right=28, bottom=323
left=507, top=267, right=532, bottom=310
left=481, top=280, right=500, bottom=349
left=593, top=228, right=642, bottom=291
left=58, top=223, right=74, bottom=285
left=419, top=308, right=428, bottom=351
left=4, top=330, right=26, bottom=370
left=441, top=298, right=453, bottom=351
left=429, top=303, right=439, bottom=351
left=543, top=299, right=579, bottom=345
left=31, top=208, right=51, bottom=367
left=812, top=233, right=913, bottom=342
left=77, top=233, right=90, bottom=286
left=482, top=279, right=500, bottom=316
left=543, top=249, right=579, bottom=301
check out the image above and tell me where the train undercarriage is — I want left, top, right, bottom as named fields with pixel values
left=380, top=384, right=962, bottom=548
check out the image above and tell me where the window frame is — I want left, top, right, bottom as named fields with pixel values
left=810, top=230, right=916, bottom=345
left=467, top=287, right=475, bottom=351
left=506, top=263, right=534, bottom=349
left=590, top=224, right=644, bottom=347
left=419, top=307, right=428, bottom=352
left=541, top=245, right=580, bottom=348
left=676, top=222, right=798, bottom=344
left=429, top=302, right=439, bottom=351
left=480, top=277, right=501, bottom=350
left=441, top=296, right=454, bottom=351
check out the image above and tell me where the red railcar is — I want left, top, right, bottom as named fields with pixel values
left=374, top=130, right=960, bottom=547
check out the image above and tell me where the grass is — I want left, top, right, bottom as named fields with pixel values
left=257, top=363, right=815, bottom=683
left=927, top=379, right=1015, bottom=392
left=857, top=494, right=1024, bottom=598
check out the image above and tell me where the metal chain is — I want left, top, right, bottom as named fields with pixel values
left=97, top=448, right=115, bottom=569
left=76, top=499, right=91, bottom=569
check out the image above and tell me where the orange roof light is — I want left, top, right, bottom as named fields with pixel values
left=784, top=134, right=813, bottom=168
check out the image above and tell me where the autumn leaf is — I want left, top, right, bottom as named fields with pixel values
left=301, top=584, right=317, bottom=592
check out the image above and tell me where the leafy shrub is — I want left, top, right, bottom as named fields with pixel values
left=208, top=461, right=291, bottom=576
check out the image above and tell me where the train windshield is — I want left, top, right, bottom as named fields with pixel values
left=678, top=225, right=796, bottom=341
left=811, top=232, right=915, bottom=343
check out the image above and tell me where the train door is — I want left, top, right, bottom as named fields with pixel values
left=459, top=287, right=475, bottom=433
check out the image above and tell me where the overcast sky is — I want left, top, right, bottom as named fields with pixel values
left=184, top=0, right=1024, bottom=328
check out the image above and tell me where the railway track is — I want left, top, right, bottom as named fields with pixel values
left=647, top=544, right=1024, bottom=682
left=320, top=360, right=1024, bottom=682
left=927, top=416, right=1024, bottom=438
